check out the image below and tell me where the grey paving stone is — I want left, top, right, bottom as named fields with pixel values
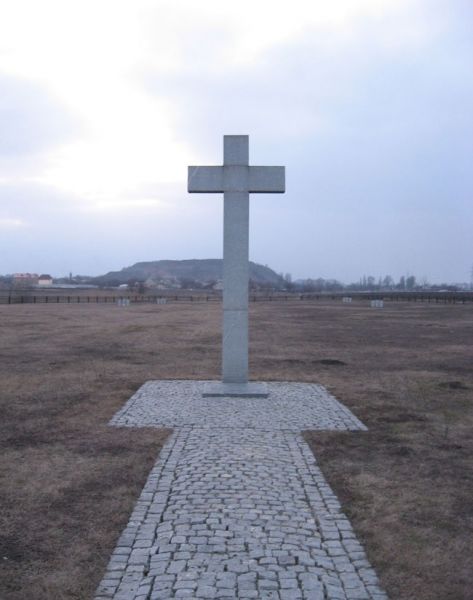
left=94, top=381, right=387, bottom=599
left=280, top=590, right=303, bottom=600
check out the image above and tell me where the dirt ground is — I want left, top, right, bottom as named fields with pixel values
left=0, top=300, right=472, bottom=599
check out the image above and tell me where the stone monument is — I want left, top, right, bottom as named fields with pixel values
left=188, top=135, right=285, bottom=397
left=94, top=138, right=386, bottom=600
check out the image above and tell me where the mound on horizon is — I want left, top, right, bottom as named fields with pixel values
left=93, top=259, right=283, bottom=287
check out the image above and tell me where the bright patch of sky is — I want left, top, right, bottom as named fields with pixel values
left=0, top=0, right=471, bottom=281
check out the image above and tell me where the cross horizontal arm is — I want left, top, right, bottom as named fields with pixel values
left=189, top=165, right=285, bottom=194
left=249, top=166, right=285, bottom=193
left=188, top=166, right=224, bottom=193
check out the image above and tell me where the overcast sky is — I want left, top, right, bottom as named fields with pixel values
left=0, top=0, right=471, bottom=283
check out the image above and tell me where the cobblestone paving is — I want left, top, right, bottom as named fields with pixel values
left=96, top=381, right=387, bottom=600
left=109, top=381, right=367, bottom=432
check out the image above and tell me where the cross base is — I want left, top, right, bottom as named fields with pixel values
left=202, top=381, right=269, bottom=398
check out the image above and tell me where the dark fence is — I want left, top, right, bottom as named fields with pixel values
left=0, top=294, right=215, bottom=305
left=1, top=291, right=473, bottom=305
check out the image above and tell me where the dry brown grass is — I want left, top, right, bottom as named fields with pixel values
left=0, top=300, right=472, bottom=599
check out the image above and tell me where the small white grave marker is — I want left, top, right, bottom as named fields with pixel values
left=370, top=299, right=384, bottom=308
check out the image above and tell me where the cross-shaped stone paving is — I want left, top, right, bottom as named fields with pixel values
left=95, top=381, right=388, bottom=600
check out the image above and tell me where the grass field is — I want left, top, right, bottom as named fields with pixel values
left=0, top=300, right=472, bottom=599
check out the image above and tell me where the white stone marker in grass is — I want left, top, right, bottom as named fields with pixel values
left=188, top=135, right=285, bottom=397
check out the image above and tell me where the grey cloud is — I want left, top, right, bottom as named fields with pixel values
left=0, top=74, right=80, bottom=158
left=3, top=3, right=472, bottom=283
left=0, top=180, right=223, bottom=276
left=138, top=8, right=473, bottom=282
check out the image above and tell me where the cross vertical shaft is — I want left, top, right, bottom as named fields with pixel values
left=223, top=136, right=249, bottom=383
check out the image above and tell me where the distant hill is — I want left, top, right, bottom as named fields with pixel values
left=92, top=259, right=283, bottom=288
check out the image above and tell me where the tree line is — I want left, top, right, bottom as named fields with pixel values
left=281, top=274, right=466, bottom=293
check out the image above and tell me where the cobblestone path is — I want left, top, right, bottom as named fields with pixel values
left=95, top=381, right=387, bottom=600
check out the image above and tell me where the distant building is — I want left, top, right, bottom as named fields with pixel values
left=38, top=274, right=53, bottom=286
left=13, top=273, right=39, bottom=286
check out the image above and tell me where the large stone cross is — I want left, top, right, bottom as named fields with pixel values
left=188, top=135, right=285, bottom=397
